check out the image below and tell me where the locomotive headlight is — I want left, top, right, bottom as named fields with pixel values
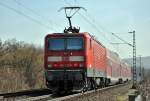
left=69, top=56, right=84, bottom=61
left=48, top=64, right=52, bottom=68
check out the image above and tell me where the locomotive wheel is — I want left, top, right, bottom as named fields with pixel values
left=86, top=78, right=96, bottom=90
left=82, top=78, right=93, bottom=92
left=98, top=78, right=105, bottom=88
left=87, top=78, right=92, bottom=90
left=91, top=79, right=97, bottom=90
left=82, top=80, right=87, bottom=92
left=74, top=80, right=86, bottom=92
left=105, top=79, right=110, bottom=87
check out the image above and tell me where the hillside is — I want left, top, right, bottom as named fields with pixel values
left=124, top=56, right=150, bottom=69
left=124, top=56, right=150, bottom=78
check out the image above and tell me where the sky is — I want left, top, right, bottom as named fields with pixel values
left=0, top=0, right=150, bottom=58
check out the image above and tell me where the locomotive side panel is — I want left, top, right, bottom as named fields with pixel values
left=85, top=35, right=106, bottom=78
left=84, top=34, right=93, bottom=69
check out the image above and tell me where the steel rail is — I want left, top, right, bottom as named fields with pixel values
left=0, top=88, right=51, bottom=98
left=0, top=82, right=131, bottom=101
left=50, top=82, right=131, bottom=101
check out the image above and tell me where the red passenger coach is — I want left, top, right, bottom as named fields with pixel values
left=44, top=32, right=131, bottom=93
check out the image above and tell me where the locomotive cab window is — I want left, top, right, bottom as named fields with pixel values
left=48, top=37, right=83, bottom=51
left=66, top=38, right=83, bottom=50
left=48, top=38, right=65, bottom=50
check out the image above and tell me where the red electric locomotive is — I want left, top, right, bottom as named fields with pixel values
left=44, top=32, right=131, bottom=93
left=44, top=7, right=131, bottom=93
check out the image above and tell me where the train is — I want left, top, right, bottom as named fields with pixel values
left=44, top=32, right=131, bottom=93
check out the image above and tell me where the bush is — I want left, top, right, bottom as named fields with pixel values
left=0, top=39, right=45, bottom=93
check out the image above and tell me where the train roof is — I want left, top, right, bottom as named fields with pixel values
left=45, top=32, right=106, bottom=47
left=45, top=32, right=85, bottom=37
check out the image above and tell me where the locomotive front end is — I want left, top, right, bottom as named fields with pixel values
left=44, top=33, right=86, bottom=93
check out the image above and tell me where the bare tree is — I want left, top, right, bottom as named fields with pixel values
left=0, top=39, right=45, bottom=92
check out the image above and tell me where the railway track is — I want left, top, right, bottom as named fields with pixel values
left=50, top=82, right=131, bottom=101
left=0, top=88, right=52, bottom=101
left=0, top=82, right=131, bottom=101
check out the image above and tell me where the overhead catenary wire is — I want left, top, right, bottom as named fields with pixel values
left=80, top=13, right=122, bottom=53
left=78, top=15, right=121, bottom=53
left=13, top=0, right=63, bottom=31
left=0, top=1, right=56, bottom=31
left=64, top=0, right=112, bottom=33
left=63, top=0, right=114, bottom=37
left=64, top=1, right=119, bottom=44
left=63, top=0, right=128, bottom=56
left=63, top=0, right=103, bottom=34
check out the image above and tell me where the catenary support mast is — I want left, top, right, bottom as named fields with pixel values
left=111, top=31, right=137, bottom=89
left=129, top=31, right=137, bottom=89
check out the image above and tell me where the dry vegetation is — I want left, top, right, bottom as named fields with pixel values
left=0, top=39, right=45, bottom=93
left=138, top=69, right=150, bottom=100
